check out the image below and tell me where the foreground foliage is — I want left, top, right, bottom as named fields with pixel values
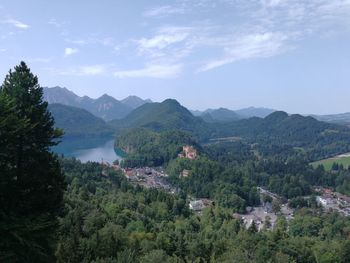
left=0, top=62, right=65, bottom=262
left=56, top=158, right=350, bottom=263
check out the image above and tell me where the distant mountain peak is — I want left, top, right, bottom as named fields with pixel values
left=235, top=106, right=276, bottom=118
left=121, top=95, right=152, bottom=109
left=43, top=87, right=152, bottom=121
left=97, top=93, right=117, bottom=101
left=162, top=98, right=181, bottom=105
left=265, top=111, right=289, bottom=121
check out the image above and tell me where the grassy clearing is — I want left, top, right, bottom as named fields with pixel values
left=311, top=155, right=350, bottom=170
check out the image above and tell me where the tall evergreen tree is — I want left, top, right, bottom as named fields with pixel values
left=0, top=62, right=65, bottom=262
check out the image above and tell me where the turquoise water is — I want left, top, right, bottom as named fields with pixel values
left=53, top=137, right=122, bottom=163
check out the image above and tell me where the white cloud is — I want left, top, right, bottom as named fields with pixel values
left=198, top=32, right=289, bottom=72
left=0, top=48, right=6, bottom=52
left=64, top=47, right=78, bottom=57
left=135, top=26, right=196, bottom=61
left=114, top=64, right=182, bottom=78
left=144, top=5, right=185, bottom=17
left=56, top=65, right=109, bottom=76
left=138, top=33, right=189, bottom=50
left=261, top=0, right=284, bottom=8
left=80, top=65, right=106, bottom=75
left=4, top=18, right=29, bottom=29
left=68, top=39, right=87, bottom=45
left=65, top=37, right=114, bottom=47
left=48, top=18, right=64, bottom=28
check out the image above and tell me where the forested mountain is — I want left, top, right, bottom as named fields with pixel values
left=88, top=94, right=133, bottom=121
left=109, top=99, right=213, bottom=139
left=214, top=111, right=350, bottom=160
left=121, top=95, right=152, bottom=109
left=43, top=86, right=151, bottom=120
left=192, top=106, right=276, bottom=119
left=235, top=106, right=276, bottom=118
left=200, top=108, right=240, bottom=122
left=313, top=112, right=350, bottom=126
left=48, top=103, right=114, bottom=137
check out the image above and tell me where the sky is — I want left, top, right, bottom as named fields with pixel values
left=0, top=0, right=350, bottom=114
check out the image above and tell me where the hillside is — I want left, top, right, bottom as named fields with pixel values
left=43, top=86, right=151, bottom=120
left=48, top=103, right=114, bottom=137
left=215, top=111, right=350, bottom=160
left=192, top=106, right=276, bottom=120
left=109, top=100, right=350, bottom=160
left=313, top=112, right=350, bottom=126
left=121, top=95, right=152, bottom=109
left=235, top=106, right=276, bottom=118
left=110, top=99, right=213, bottom=139
left=115, top=128, right=198, bottom=167
left=201, top=108, right=240, bottom=122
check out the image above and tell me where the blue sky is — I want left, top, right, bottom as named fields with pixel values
left=0, top=0, right=349, bottom=114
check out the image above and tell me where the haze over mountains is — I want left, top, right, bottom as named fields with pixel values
left=43, top=86, right=276, bottom=122
left=43, top=85, right=350, bottom=161
left=48, top=104, right=114, bottom=137
left=44, top=86, right=350, bottom=144
left=43, top=86, right=152, bottom=121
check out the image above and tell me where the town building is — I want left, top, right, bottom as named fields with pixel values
left=189, top=199, right=213, bottom=212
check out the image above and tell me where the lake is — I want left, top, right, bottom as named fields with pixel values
left=53, top=136, right=123, bottom=163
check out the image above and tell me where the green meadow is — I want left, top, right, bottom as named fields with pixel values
left=311, top=155, right=350, bottom=170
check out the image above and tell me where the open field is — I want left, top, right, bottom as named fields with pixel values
left=311, top=153, right=350, bottom=170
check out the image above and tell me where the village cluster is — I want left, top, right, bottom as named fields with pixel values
left=315, top=187, right=350, bottom=216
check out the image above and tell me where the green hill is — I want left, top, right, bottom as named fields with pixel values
left=109, top=99, right=213, bottom=139
left=201, top=108, right=240, bottom=123
left=48, top=103, right=114, bottom=137
left=215, top=111, right=350, bottom=160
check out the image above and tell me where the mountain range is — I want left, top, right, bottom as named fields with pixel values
left=43, top=87, right=278, bottom=123
left=43, top=86, right=152, bottom=121
left=44, top=86, right=350, bottom=151
left=312, top=113, right=350, bottom=126
left=192, top=106, right=276, bottom=121
left=44, top=87, right=350, bottom=127
left=45, top=89, right=350, bottom=160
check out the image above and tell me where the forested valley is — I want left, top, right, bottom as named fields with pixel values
left=1, top=63, right=350, bottom=263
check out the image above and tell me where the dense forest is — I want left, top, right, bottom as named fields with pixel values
left=2, top=62, right=350, bottom=262
left=55, top=158, right=350, bottom=263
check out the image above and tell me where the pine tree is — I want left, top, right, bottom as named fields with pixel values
left=0, top=62, right=65, bottom=262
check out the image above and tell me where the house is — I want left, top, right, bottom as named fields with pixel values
left=123, top=168, right=135, bottom=178
left=180, top=169, right=190, bottom=177
left=317, top=196, right=328, bottom=206
left=189, top=199, right=213, bottom=212
left=189, top=200, right=204, bottom=211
